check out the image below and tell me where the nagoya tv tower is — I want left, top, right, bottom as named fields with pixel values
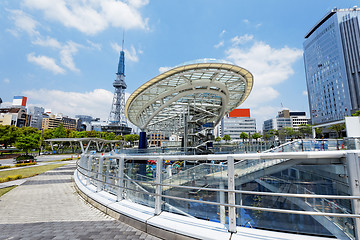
left=105, top=38, right=131, bottom=135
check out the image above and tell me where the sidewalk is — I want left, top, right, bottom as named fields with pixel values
left=0, top=162, right=160, bottom=240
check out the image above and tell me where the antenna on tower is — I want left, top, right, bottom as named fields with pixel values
left=122, top=31, right=125, bottom=51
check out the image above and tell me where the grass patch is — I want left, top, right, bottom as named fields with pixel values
left=0, top=163, right=67, bottom=180
left=0, top=186, right=17, bottom=197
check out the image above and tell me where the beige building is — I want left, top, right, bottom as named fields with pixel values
left=0, top=108, right=30, bottom=127
left=42, top=115, right=77, bottom=130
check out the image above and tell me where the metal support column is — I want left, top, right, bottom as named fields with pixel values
left=227, top=156, right=237, bottom=233
left=155, top=157, right=163, bottom=215
left=219, top=180, right=226, bottom=224
left=117, top=156, right=125, bottom=201
left=97, top=156, right=104, bottom=192
left=346, top=152, right=360, bottom=239
left=87, top=155, right=93, bottom=185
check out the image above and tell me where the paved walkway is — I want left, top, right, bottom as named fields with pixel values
left=0, top=162, right=160, bottom=240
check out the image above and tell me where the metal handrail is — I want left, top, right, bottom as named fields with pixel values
left=77, top=160, right=360, bottom=200
left=76, top=158, right=360, bottom=215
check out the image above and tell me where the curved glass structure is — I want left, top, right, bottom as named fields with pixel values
left=125, top=61, right=253, bottom=134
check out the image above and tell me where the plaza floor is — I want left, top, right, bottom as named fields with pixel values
left=0, top=162, right=160, bottom=240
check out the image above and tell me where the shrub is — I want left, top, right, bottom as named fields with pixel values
left=0, top=175, right=22, bottom=183
left=0, top=165, right=11, bottom=169
left=15, top=162, right=37, bottom=167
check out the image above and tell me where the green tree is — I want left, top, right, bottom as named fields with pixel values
left=15, top=133, right=40, bottom=154
left=251, top=132, right=262, bottom=142
left=124, top=134, right=139, bottom=145
left=298, top=124, right=312, bottom=138
left=0, top=125, right=20, bottom=148
left=86, top=130, right=98, bottom=138
left=263, top=133, right=271, bottom=140
left=222, top=134, right=231, bottom=142
left=278, top=127, right=294, bottom=140
left=105, top=132, right=116, bottom=140
left=268, top=129, right=279, bottom=140
left=352, top=110, right=360, bottom=116
left=52, top=124, right=66, bottom=138
left=240, top=132, right=249, bottom=142
left=74, top=131, right=87, bottom=138
left=328, top=123, right=345, bottom=138
left=215, top=136, right=221, bottom=142
left=42, top=129, right=54, bottom=139
left=115, top=135, right=124, bottom=141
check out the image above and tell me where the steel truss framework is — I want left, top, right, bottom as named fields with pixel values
left=125, top=61, right=253, bottom=135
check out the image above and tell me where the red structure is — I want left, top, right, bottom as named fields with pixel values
left=228, top=108, right=250, bottom=118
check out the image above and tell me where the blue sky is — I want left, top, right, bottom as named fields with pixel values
left=0, top=0, right=358, bottom=129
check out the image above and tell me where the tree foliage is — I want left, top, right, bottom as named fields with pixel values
left=222, top=134, right=231, bottom=142
left=52, top=124, right=66, bottom=138
left=0, top=125, right=20, bottom=148
left=215, top=136, right=221, bottom=142
left=15, top=133, right=40, bottom=154
left=328, top=123, right=345, bottom=138
left=240, top=132, right=248, bottom=142
left=251, top=132, right=262, bottom=141
left=352, top=110, right=360, bottom=116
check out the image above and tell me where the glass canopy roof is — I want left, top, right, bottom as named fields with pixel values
left=125, top=61, right=253, bottom=134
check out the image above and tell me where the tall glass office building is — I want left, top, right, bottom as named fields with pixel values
left=303, top=7, right=360, bottom=125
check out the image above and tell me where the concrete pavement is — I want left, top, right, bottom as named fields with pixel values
left=0, top=162, right=160, bottom=240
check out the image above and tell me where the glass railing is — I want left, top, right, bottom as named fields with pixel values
left=76, top=151, right=360, bottom=239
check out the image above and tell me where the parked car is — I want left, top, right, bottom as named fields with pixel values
left=13, top=155, right=36, bottom=164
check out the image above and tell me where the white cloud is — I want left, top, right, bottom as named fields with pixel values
left=250, top=105, right=279, bottom=128
left=23, top=89, right=135, bottom=122
left=32, top=36, right=62, bottom=48
left=27, top=53, right=65, bottom=74
left=219, top=29, right=226, bottom=37
left=231, top=34, right=254, bottom=45
left=60, top=41, right=82, bottom=72
left=214, top=40, right=224, bottom=49
left=159, top=66, right=172, bottom=73
left=7, top=9, right=39, bottom=37
left=303, top=90, right=308, bottom=96
left=111, top=43, right=141, bottom=62
left=124, top=45, right=140, bottom=62
left=126, top=0, right=149, bottom=8
left=225, top=40, right=303, bottom=129
left=226, top=41, right=303, bottom=87
left=23, top=89, right=114, bottom=120
left=243, top=19, right=249, bottom=24
left=111, top=42, right=122, bottom=53
left=86, top=40, right=102, bottom=51
left=3, top=78, right=10, bottom=84
left=23, top=0, right=149, bottom=35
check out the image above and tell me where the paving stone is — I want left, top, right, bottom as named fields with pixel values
left=0, top=163, right=161, bottom=240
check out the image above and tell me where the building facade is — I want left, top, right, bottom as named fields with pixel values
left=42, top=114, right=77, bottom=130
left=0, top=108, right=31, bottom=127
left=217, top=109, right=257, bottom=140
left=263, top=110, right=310, bottom=133
left=304, top=7, right=360, bottom=125
left=28, top=106, right=45, bottom=129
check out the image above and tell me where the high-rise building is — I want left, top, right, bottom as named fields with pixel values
left=303, top=7, right=360, bottom=125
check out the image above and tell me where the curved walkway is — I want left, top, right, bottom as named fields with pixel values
left=0, top=162, right=160, bottom=240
